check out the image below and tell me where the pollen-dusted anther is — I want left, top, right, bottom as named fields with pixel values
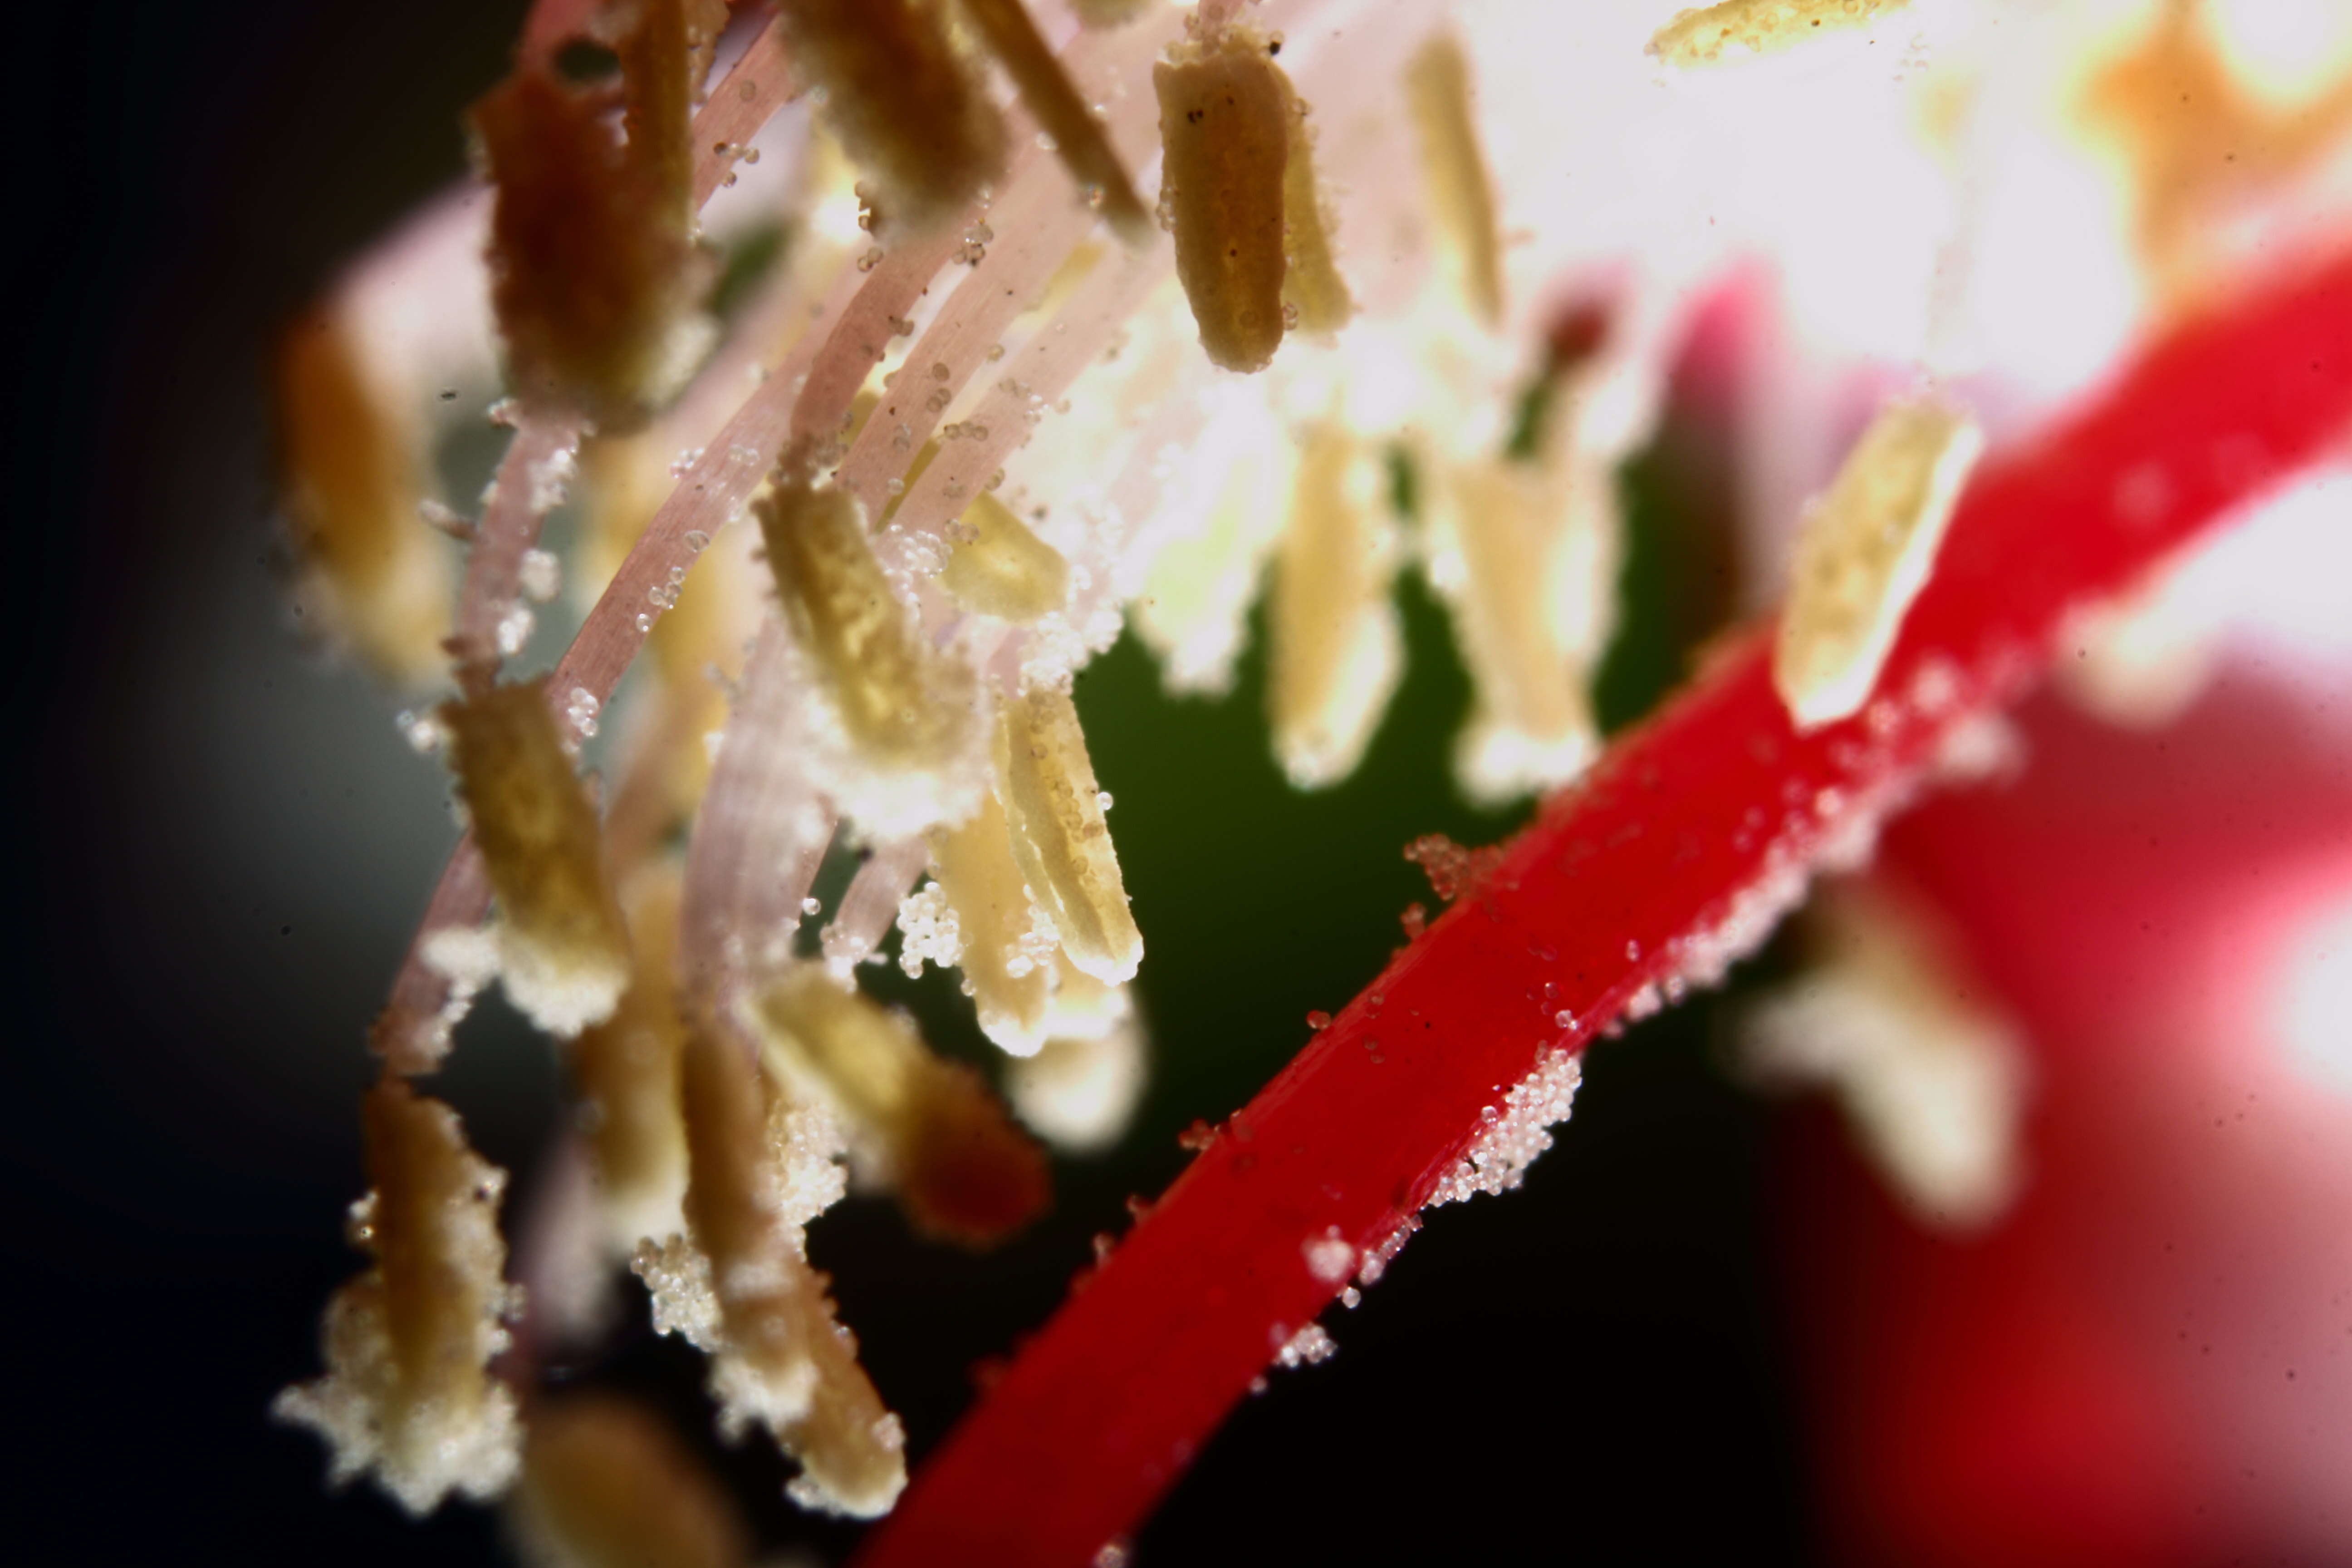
left=1404, top=32, right=1504, bottom=329
left=928, top=792, right=1054, bottom=1054
left=471, top=62, right=712, bottom=429
left=1648, top=0, right=1911, bottom=67
left=441, top=678, right=633, bottom=1036
left=958, top=0, right=1152, bottom=244
left=1154, top=23, right=1294, bottom=372
left=774, top=0, right=1007, bottom=238
left=642, top=1019, right=906, bottom=1518
left=570, top=861, right=691, bottom=1252
left=274, top=1080, right=521, bottom=1516
left=993, top=687, right=1146, bottom=984
left=512, top=1394, right=750, bottom=1568
left=1267, top=421, right=1401, bottom=789
left=940, top=491, right=1073, bottom=622
left=277, top=310, right=452, bottom=686
left=1427, top=454, right=1615, bottom=803
left=757, top=475, right=984, bottom=808
left=1274, top=71, right=1352, bottom=337
left=1773, top=397, right=1983, bottom=731
left=614, top=0, right=731, bottom=235
left=746, top=966, right=1051, bottom=1247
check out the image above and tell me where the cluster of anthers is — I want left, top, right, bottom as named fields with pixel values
left=266, top=0, right=2352, bottom=1557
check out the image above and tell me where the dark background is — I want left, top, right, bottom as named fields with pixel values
left=14, top=3, right=1816, bottom=1562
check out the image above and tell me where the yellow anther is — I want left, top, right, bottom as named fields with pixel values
left=758, top=476, right=981, bottom=780
left=276, top=311, right=451, bottom=686
left=570, top=861, right=691, bottom=1251
left=928, top=792, right=1054, bottom=1054
left=1650, top=0, right=1910, bottom=67
left=514, top=1395, right=750, bottom=1568
left=441, top=678, right=632, bottom=1036
left=1430, top=456, right=1615, bottom=803
left=775, top=0, right=1006, bottom=237
left=274, top=1081, right=519, bottom=1514
left=1405, top=33, right=1504, bottom=328
left=666, top=1019, right=905, bottom=1515
left=1268, top=422, right=1401, bottom=788
left=1155, top=26, right=1294, bottom=372
left=994, top=688, right=1146, bottom=983
left=1774, top=397, right=1982, bottom=730
left=1275, top=71, right=1353, bottom=337
left=941, top=491, right=1073, bottom=623
left=747, top=967, right=1049, bottom=1246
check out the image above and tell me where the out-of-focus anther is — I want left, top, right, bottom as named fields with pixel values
left=746, top=965, right=1051, bottom=1247
left=275, top=1080, right=521, bottom=1515
left=570, top=860, right=691, bottom=1252
left=1268, top=421, right=1401, bottom=789
left=773, top=0, right=1007, bottom=238
left=512, top=1393, right=751, bottom=1568
left=1405, top=32, right=1504, bottom=329
left=941, top=491, right=1073, bottom=623
left=277, top=311, right=453, bottom=685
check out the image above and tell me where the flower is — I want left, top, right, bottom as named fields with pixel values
left=248, top=0, right=2352, bottom=1561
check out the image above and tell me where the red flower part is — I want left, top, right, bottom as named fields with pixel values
left=1787, top=667, right=2352, bottom=1567
left=858, top=250, right=2352, bottom=1568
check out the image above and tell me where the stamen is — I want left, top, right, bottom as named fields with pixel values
left=273, top=1081, right=520, bottom=1515
left=1740, top=881, right=2024, bottom=1228
left=1773, top=397, right=1982, bottom=730
left=614, top=0, right=727, bottom=234
left=757, top=475, right=983, bottom=799
left=1008, top=1019, right=1148, bottom=1155
left=645, top=1019, right=905, bottom=1517
left=471, top=62, right=711, bottom=426
left=276, top=310, right=451, bottom=684
left=513, top=1394, right=750, bottom=1568
left=569, top=861, right=691, bottom=1252
left=772, top=0, right=1007, bottom=238
left=940, top=490, right=1073, bottom=622
left=745, top=966, right=1050, bottom=1247
left=1154, top=23, right=1294, bottom=372
left=1268, top=422, right=1401, bottom=789
left=439, top=678, right=632, bottom=1036
left=1404, top=33, right=1503, bottom=328
left=993, top=688, right=1146, bottom=984
left=1275, top=71, right=1352, bottom=336
left=1649, top=0, right=1911, bottom=68
left=1427, top=454, right=1614, bottom=803
left=928, top=791, right=1054, bottom=1054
